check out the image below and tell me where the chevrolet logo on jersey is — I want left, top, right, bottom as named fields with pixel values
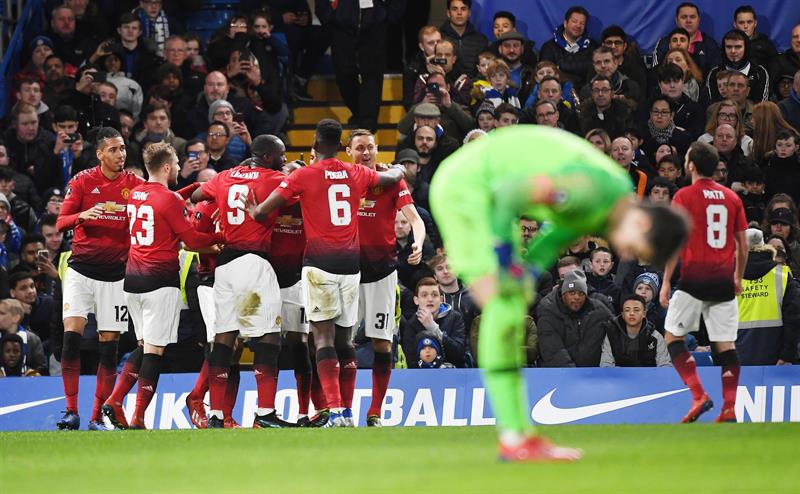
left=361, top=200, right=377, bottom=210
left=97, top=201, right=126, bottom=213
left=275, top=215, right=302, bottom=226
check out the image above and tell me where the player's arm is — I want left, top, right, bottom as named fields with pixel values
left=376, top=165, right=406, bottom=188
left=733, top=229, right=748, bottom=296
left=190, top=186, right=212, bottom=204
left=247, top=189, right=287, bottom=222
left=176, top=182, right=202, bottom=201
left=401, top=203, right=426, bottom=265
left=659, top=255, right=679, bottom=308
left=56, top=180, right=104, bottom=232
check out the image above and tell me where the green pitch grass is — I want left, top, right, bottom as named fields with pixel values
left=1, top=424, right=797, bottom=494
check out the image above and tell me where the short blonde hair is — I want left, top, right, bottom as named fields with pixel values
left=486, top=59, right=511, bottom=79
left=0, top=299, right=24, bottom=320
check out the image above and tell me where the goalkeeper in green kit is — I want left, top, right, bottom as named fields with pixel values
left=430, top=126, right=689, bottom=462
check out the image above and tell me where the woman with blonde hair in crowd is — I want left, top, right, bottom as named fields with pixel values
left=585, top=128, right=612, bottom=155
left=751, top=101, right=799, bottom=164
left=664, top=48, right=703, bottom=102
left=698, top=99, right=754, bottom=156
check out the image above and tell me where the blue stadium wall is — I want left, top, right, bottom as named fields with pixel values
left=1, top=367, right=798, bottom=430
left=471, top=0, right=797, bottom=53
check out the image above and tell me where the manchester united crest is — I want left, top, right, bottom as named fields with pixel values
left=121, top=188, right=130, bottom=199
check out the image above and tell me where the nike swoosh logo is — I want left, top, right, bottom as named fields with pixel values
left=0, top=396, right=64, bottom=416
left=531, top=388, right=688, bottom=425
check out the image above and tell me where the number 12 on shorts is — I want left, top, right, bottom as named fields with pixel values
left=115, top=305, right=129, bottom=322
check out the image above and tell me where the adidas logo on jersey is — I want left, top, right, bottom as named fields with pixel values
left=312, top=306, right=321, bottom=313
left=91, top=187, right=101, bottom=194
left=722, top=370, right=734, bottom=378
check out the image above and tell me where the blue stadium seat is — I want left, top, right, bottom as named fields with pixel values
left=692, top=352, right=714, bottom=366
left=185, top=9, right=234, bottom=46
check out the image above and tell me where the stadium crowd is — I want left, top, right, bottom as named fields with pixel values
left=1, top=0, right=799, bottom=390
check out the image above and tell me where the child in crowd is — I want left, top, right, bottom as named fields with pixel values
left=763, top=130, right=800, bottom=204
left=632, top=272, right=666, bottom=334
left=738, top=166, right=768, bottom=223
left=646, top=177, right=675, bottom=205
left=416, top=334, right=454, bottom=369
left=471, top=51, right=496, bottom=105
left=481, top=60, right=520, bottom=109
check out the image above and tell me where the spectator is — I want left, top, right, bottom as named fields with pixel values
left=0, top=333, right=40, bottom=377
left=9, top=271, right=55, bottom=350
left=203, top=99, right=250, bottom=162
left=489, top=10, right=538, bottom=68
left=410, top=38, right=472, bottom=107
left=206, top=13, right=250, bottom=70
left=223, top=43, right=285, bottom=126
left=317, top=0, right=403, bottom=131
left=632, top=271, right=666, bottom=334
left=480, top=60, right=520, bottom=109
left=0, top=168, right=36, bottom=236
left=474, top=102, right=496, bottom=132
left=493, top=103, right=520, bottom=128
left=60, top=65, right=120, bottom=133
left=773, top=73, right=794, bottom=102
left=0, top=143, right=39, bottom=212
left=0, top=192, right=23, bottom=263
left=778, top=70, right=800, bottom=130
left=4, top=103, right=61, bottom=193
left=736, top=228, right=800, bottom=365
left=772, top=24, right=800, bottom=81
left=395, top=210, right=434, bottom=290
left=39, top=213, right=66, bottom=262
left=415, top=333, right=455, bottom=368
left=579, top=75, right=635, bottom=137
left=712, top=123, right=753, bottom=187
left=18, top=36, right=55, bottom=82
left=641, top=95, right=692, bottom=163
left=66, top=0, right=110, bottom=40
left=51, top=105, right=90, bottom=188
left=523, top=61, right=577, bottom=110
left=765, top=206, right=800, bottom=264
left=763, top=130, right=800, bottom=204
left=580, top=46, right=641, bottom=110
left=15, top=79, right=53, bottom=131
left=395, top=149, right=429, bottom=211
left=646, top=177, right=675, bottom=206
left=733, top=6, right=778, bottom=71
left=611, top=136, right=647, bottom=199
left=132, top=0, right=180, bottom=58
left=41, top=55, right=74, bottom=110
left=403, top=26, right=442, bottom=110
left=766, top=234, right=795, bottom=271
left=428, top=254, right=478, bottom=332
left=600, top=25, right=647, bottom=94
left=46, top=5, right=94, bottom=68
left=438, top=0, right=488, bottom=79
left=163, top=35, right=204, bottom=99
left=539, top=6, right=598, bottom=88
left=656, top=153, right=686, bottom=188
left=600, top=294, right=671, bottom=367
left=537, top=269, right=612, bottom=367
left=12, top=234, right=57, bottom=298
left=111, top=12, right=162, bottom=91
left=586, top=246, right=621, bottom=311
left=405, top=73, right=474, bottom=143
left=265, top=2, right=329, bottom=100
left=93, top=46, right=144, bottom=120
left=652, top=2, right=720, bottom=74
left=698, top=99, right=754, bottom=157
left=738, top=167, right=767, bottom=224
left=495, top=31, right=535, bottom=105
left=401, top=277, right=467, bottom=368
left=585, top=128, right=612, bottom=155
left=712, top=158, right=731, bottom=187
left=705, top=29, right=770, bottom=104
left=754, top=102, right=800, bottom=164
left=663, top=47, right=704, bottom=103
left=135, top=103, right=187, bottom=157
left=0, top=298, right=46, bottom=375
left=655, top=62, right=705, bottom=138
left=521, top=77, right=580, bottom=133
left=203, top=121, right=238, bottom=171
left=531, top=100, right=561, bottom=129
left=404, top=120, right=459, bottom=184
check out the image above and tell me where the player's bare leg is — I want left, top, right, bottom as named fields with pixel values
left=102, top=340, right=144, bottom=430
left=366, top=338, right=392, bottom=427
left=665, top=331, right=713, bottom=423
left=129, top=343, right=166, bottom=430
left=312, top=319, right=347, bottom=427
left=712, top=341, right=740, bottom=423
left=334, top=325, right=357, bottom=426
left=252, top=332, right=294, bottom=428
left=285, top=332, right=313, bottom=426
left=472, top=275, right=583, bottom=462
left=207, top=331, right=238, bottom=428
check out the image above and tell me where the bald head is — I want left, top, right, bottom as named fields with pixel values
left=204, top=71, right=228, bottom=102
left=251, top=134, right=286, bottom=169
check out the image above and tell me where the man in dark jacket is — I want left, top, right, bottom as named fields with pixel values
left=316, top=0, right=404, bottom=131
left=600, top=294, right=671, bottom=367
left=428, top=254, right=478, bottom=332
left=401, top=277, right=467, bottom=368
left=705, top=30, right=770, bottom=104
left=600, top=25, right=647, bottom=94
left=439, top=0, right=487, bottom=79
left=778, top=71, right=800, bottom=131
left=489, top=11, right=537, bottom=69
left=46, top=5, right=96, bottom=68
left=652, top=3, right=720, bottom=75
left=736, top=231, right=800, bottom=365
left=539, top=6, right=599, bottom=88
left=655, top=63, right=705, bottom=139
left=579, top=76, right=635, bottom=138
left=4, top=104, right=61, bottom=193
left=773, top=24, right=800, bottom=81
left=538, top=270, right=612, bottom=367
left=733, top=6, right=777, bottom=72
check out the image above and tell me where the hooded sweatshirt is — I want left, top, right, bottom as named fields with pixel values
left=705, top=34, right=770, bottom=103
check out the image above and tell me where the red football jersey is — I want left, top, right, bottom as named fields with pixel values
left=191, top=199, right=219, bottom=279
left=200, top=164, right=285, bottom=255
left=276, top=158, right=380, bottom=274
left=271, top=202, right=306, bottom=288
left=124, top=182, right=215, bottom=293
left=673, top=178, right=747, bottom=301
left=357, top=177, right=413, bottom=283
left=59, top=167, right=144, bottom=281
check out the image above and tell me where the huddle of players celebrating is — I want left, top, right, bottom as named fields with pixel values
left=55, top=119, right=421, bottom=430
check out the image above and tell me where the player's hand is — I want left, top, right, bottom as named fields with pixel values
left=408, top=241, right=423, bottom=265
left=78, top=204, right=105, bottom=223
left=659, top=282, right=671, bottom=309
left=734, top=278, right=743, bottom=296
left=240, top=189, right=259, bottom=219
